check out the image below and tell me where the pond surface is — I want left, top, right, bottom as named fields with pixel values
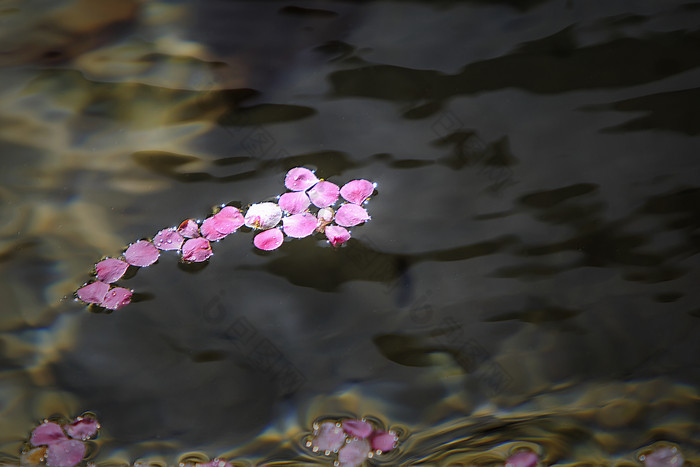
left=0, top=0, right=699, bottom=465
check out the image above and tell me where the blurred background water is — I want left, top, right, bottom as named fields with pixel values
left=0, top=0, right=699, bottom=465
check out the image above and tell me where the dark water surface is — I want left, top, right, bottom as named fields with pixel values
left=1, top=0, right=699, bottom=465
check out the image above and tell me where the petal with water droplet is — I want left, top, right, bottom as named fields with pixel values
left=253, top=229, right=284, bottom=251
left=335, top=204, right=370, bottom=227
left=182, top=238, right=213, bottom=262
left=283, top=213, right=317, bottom=238
left=76, top=281, right=110, bottom=304
left=124, top=240, right=159, bottom=267
left=308, top=181, right=339, bottom=208
left=153, top=228, right=185, bottom=251
left=340, top=180, right=374, bottom=204
left=284, top=167, right=318, bottom=191
left=100, top=287, right=133, bottom=310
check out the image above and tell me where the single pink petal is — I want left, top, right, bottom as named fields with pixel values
left=214, top=206, right=245, bottom=232
left=253, top=229, right=283, bottom=251
left=643, top=447, right=684, bottom=467
left=335, top=204, right=370, bottom=227
left=76, top=281, right=110, bottom=304
left=340, top=179, right=375, bottom=205
left=308, top=181, right=339, bottom=208
left=153, top=228, right=185, bottom=251
left=338, top=438, right=370, bottom=466
left=100, top=287, right=133, bottom=310
left=65, top=416, right=99, bottom=441
left=200, top=216, right=226, bottom=241
left=342, top=419, right=373, bottom=439
left=178, top=219, right=201, bottom=238
left=95, top=258, right=129, bottom=283
left=284, top=167, right=319, bottom=191
left=311, top=422, right=346, bottom=452
left=245, top=202, right=282, bottom=230
left=279, top=191, right=310, bottom=214
left=182, top=237, right=213, bottom=262
left=124, top=240, right=160, bottom=267
left=325, top=225, right=350, bottom=247
left=200, top=459, right=235, bottom=467
left=370, top=430, right=397, bottom=453
left=46, top=439, right=86, bottom=467
left=505, top=450, right=539, bottom=467
left=30, top=422, right=67, bottom=446
left=282, top=213, right=317, bottom=238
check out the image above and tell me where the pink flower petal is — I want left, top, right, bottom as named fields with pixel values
left=325, top=225, right=350, bottom=247
left=253, top=229, right=283, bottom=251
left=342, top=419, right=373, bottom=439
left=643, top=447, right=684, bottom=467
left=279, top=191, right=310, bottom=214
left=30, top=422, right=67, bottom=446
left=282, top=213, right=317, bottom=238
left=153, top=228, right=185, bottom=251
left=100, top=287, right=133, bottom=310
left=65, top=416, right=99, bottom=441
left=46, top=439, right=86, bottom=467
left=200, top=459, right=235, bottom=467
left=76, top=281, right=110, bottom=304
left=200, top=217, right=226, bottom=241
left=308, top=181, right=340, bottom=208
left=340, top=179, right=375, bottom=205
left=370, top=430, right=397, bottom=453
left=201, top=207, right=245, bottom=241
left=338, top=438, right=370, bottom=467
left=311, top=422, right=346, bottom=452
left=95, top=258, right=129, bottom=283
left=245, top=202, right=282, bottom=230
left=284, top=167, right=319, bottom=191
left=505, top=450, right=539, bottom=467
left=182, top=237, right=213, bottom=262
left=214, top=206, right=245, bottom=231
left=124, top=240, right=160, bottom=267
left=335, top=204, right=370, bottom=227
left=178, top=219, right=201, bottom=238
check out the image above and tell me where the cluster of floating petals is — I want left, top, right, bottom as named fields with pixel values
left=306, top=418, right=398, bottom=467
left=22, top=414, right=99, bottom=467
left=74, top=168, right=375, bottom=310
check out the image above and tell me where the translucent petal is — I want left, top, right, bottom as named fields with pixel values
left=178, top=219, right=201, bottom=238
left=65, top=416, right=99, bottom=441
left=282, top=213, right=317, bottom=238
left=153, top=228, right=185, bottom=251
left=100, top=287, right=133, bottom=310
left=335, top=204, right=370, bottom=227
left=279, top=191, right=310, bottom=214
left=370, top=431, right=397, bottom=452
left=245, top=202, right=282, bottom=230
left=46, top=439, right=86, bottom=467
left=310, top=422, right=346, bottom=452
left=95, top=258, right=129, bottom=283
left=308, top=181, right=339, bottom=208
left=340, top=179, right=374, bottom=204
left=325, top=225, right=350, bottom=247
left=338, top=438, right=370, bottom=467
left=76, top=281, right=110, bottom=304
left=342, top=419, right=373, bottom=439
left=124, top=240, right=160, bottom=267
left=284, top=167, right=318, bottom=191
left=30, top=422, right=67, bottom=446
left=182, top=238, right=213, bottom=262
left=253, top=229, right=284, bottom=251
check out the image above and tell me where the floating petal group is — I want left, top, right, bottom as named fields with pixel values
left=74, top=168, right=376, bottom=310
left=305, top=417, right=399, bottom=467
left=22, top=414, right=99, bottom=467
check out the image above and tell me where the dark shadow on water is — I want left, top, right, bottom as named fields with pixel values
left=327, top=28, right=700, bottom=116
left=581, top=87, right=700, bottom=136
